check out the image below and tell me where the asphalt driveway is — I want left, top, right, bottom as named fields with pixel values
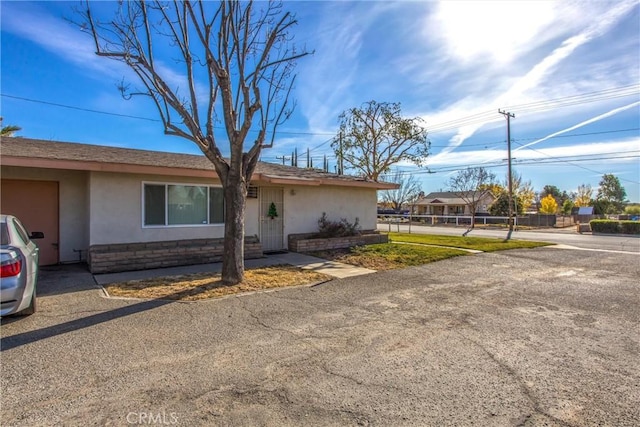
left=1, top=247, right=639, bottom=426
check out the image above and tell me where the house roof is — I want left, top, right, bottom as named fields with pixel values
left=415, top=191, right=494, bottom=206
left=0, top=137, right=397, bottom=190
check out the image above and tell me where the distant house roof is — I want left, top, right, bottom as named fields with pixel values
left=0, top=137, right=397, bottom=190
left=415, top=191, right=494, bottom=206
left=577, top=206, right=594, bottom=215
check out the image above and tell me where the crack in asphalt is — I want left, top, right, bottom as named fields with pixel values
left=455, top=330, right=575, bottom=427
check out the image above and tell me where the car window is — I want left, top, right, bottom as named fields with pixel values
left=0, top=223, right=9, bottom=245
left=12, top=218, right=30, bottom=245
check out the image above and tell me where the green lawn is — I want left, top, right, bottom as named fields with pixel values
left=388, top=232, right=552, bottom=252
left=311, top=233, right=551, bottom=271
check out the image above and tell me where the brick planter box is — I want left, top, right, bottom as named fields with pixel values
left=89, top=236, right=262, bottom=274
left=288, top=231, right=388, bottom=253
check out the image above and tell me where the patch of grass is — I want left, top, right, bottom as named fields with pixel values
left=311, top=243, right=469, bottom=271
left=104, top=265, right=331, bottom=301
left=389, top=232, right=551, bottom=252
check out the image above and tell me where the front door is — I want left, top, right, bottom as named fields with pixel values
left=1, top=179, right=59, bottom=265
left=259, top=187, right=284, bottom=252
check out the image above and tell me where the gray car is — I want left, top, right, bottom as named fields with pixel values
left=0, top=214, right=44, bottom=316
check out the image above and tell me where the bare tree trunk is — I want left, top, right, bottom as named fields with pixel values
left=222, top=177, right=247, bottom=285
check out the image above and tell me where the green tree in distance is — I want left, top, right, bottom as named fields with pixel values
left=490, top=193, right=524, bottom=216
left=562, top=199, right=574, bottom=215
left=596, top=174, right=627, bottom=214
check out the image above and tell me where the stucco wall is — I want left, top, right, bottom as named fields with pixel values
left=281, top=185, right=378, bottom=236
left=0, top=166, right=89, bottom=263
left=89, top=171, right=245, bottom=245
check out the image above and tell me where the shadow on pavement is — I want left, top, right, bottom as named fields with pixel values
left=37, top=263, right=99, bottom=297
left=1, top=277, right=217, bottom=352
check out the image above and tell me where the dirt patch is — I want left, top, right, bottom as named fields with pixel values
left=310, top=248, right=399, bottom=270
left=104, top=265, right=331, bottom=301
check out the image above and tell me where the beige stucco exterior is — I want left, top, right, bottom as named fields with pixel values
left=88, top=171, right=237, bottom=245
left=1, top=166, right=89, bottom=263
left=2, top=166, right=376, bottom=259
left=281, top=184, right=377, bottom=235
left=2, top=141, right=388, bottom=262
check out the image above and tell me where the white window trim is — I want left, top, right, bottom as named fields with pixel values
left=141, top=181, right=225, bottom=228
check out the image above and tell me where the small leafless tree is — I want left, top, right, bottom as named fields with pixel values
left=332, top=101, right=430, bottom=182
left=448, top=167, right=496, bottom=234
left=380, top=169, right=422, bottom=212
left=79, top=0, right=310, bottom=284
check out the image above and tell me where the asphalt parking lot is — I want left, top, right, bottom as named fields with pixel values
left=1, top=246, right=639, bottom=426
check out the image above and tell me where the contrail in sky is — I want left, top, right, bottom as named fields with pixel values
left=513, top=101, right=640, bottom=152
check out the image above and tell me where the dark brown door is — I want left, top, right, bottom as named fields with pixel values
left=1, top=179, right=59, bottom=265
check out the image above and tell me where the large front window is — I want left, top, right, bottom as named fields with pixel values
left=143, top=183, right=224, bottom=226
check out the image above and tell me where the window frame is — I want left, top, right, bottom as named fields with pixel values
left=141, top=181, right=225, bottom=228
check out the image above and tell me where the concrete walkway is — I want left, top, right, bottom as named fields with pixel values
left=93, top=252, right=375, bottom=285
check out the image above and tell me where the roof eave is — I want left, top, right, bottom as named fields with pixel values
left=2, top=155, right=398, bottom=189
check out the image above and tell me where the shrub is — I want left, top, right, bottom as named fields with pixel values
left=316, top=212, right=361, bottom=238
left=590, top=220, right=621, bottom=233
left=620, top=221, right=640, bottom=235
left=590, top=219, right=640, bottom=235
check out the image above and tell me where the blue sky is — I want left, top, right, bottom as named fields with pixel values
left=2, top=1, right=639, bottom=202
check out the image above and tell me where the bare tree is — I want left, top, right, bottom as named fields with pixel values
left=380, top=169, right=422, bottom=212
left=332, top=101, right=429, bottom=181
left=79, top=1, right=310, bottom=284
left=448, top=167, right=496, bottom=234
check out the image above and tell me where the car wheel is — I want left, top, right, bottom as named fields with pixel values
left=19, top=290, right=36, bottom=316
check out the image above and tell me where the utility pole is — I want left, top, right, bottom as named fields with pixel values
left=499, top=109, right=515, bottom=231
left=338, top=131, right=344, bottom=175
left=276, top=155, right=289, bottom=165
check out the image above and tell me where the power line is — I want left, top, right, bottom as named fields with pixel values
left=4, top=84, right=638, bottom=140
left=379, top=151, right=640, bottom=178
left=0, top=93, right=336, bottom=137
left=1, top=93, right=162, bottom=122
left=511, top=140, right=640, bottom=185
left=426, top=84, right=639, bottom=135
left=426, top=128, right=640, bottom=149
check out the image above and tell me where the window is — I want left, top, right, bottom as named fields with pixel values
left=1, top=223, right=9, bottom=245
left=209, top=187, right=224, bottom=224
left=143, top=183, right=224, bottom=226
left=12, top=218, right=30, bottom=244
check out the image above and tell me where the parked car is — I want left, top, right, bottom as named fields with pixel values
left=0, top=214, right=44, bottom=316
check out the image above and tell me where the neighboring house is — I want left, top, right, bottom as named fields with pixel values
left=414, top=191, right=495, bottom=216
left=0, top=137, right=396, bottom=273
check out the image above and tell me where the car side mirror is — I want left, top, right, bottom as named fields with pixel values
left=30, top=231, right=45, bottom=240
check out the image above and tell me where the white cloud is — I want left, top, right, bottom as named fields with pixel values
left=431, top=1, right=556, bottom=64
left=423, top=0, right=639, bottom=158
left=1, top=2, right=130, bottom=79
left=425, top=137, right=639, bottom=168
